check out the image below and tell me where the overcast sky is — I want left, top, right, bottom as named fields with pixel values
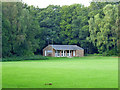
left=22, top=0, right=91, bottom=8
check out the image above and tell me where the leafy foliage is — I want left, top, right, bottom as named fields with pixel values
left=2, top=2, right=119, bottom=57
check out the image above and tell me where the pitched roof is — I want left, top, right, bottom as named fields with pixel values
left=49, top=45, right=83, bottom=50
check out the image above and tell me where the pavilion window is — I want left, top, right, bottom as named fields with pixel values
left=70, top=51, right=72, bottom=56
left=55, top=50, right=58, bottom=57
left=58, top=50, right=60, bottom=57
left=61, top=50, right=63, bottom=57
left=67, top=50, right=69, bottom=56
left=61, top=50, right=65, bottom=57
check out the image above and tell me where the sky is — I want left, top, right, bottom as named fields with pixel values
left=22, top=0, right=91, bottom=8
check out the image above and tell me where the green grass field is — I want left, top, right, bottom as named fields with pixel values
left=2, top=56, right=118, bottom=88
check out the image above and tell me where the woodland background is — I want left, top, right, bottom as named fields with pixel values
left=2, top=2, right=120, bottom=57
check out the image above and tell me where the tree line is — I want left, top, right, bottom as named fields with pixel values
left=2, top=2, right=119, bottom=57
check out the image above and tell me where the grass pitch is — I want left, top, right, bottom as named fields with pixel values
left=2, top=56, right=118, bottom=88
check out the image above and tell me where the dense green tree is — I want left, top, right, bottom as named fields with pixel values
left=88, top=4, right=118, bottom=55
left=2, top=2, right=119, bottom=57
left=37, top=5, right=62, bottom=45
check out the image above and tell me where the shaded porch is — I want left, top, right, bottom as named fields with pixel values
left=55, top=50, right=76, bottom=57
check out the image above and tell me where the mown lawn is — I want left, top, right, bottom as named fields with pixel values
left=2, top=56, right=118, bottom=88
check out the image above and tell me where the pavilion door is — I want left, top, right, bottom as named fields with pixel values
left=55, top=50, right=60, bottom=57
left=73, top=50, right=75, bottom=56
left=55, top=50, right=58, bottom=57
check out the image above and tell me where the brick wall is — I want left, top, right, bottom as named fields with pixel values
left=52, top=49, right=55, bottom=57
left=43, top=45, right=54, bottom=57
left=76, top=49, right=84, bottom=57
